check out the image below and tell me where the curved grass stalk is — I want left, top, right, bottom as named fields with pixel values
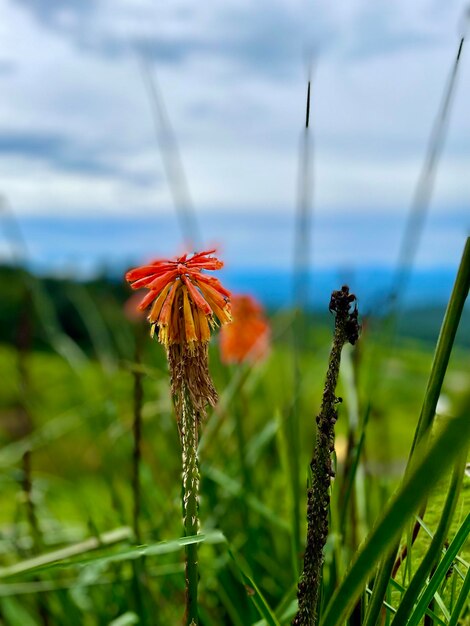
left=447, top=561, right=470, bottom=626
left=319, top=401, right=470, bottom=626
left=407, top=511, right=470, bottom=626
left=363, top=236, right=470, bottom=626
left=390, top=449, right=467, bottom=625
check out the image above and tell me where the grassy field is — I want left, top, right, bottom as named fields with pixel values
left=0, top=271, right=469, bottom=626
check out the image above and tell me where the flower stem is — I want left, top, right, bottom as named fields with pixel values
left=293, top=287, right=359, bottom=626
left=180, top=389, right=200, bottom=625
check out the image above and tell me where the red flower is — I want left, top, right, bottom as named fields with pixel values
left=125, top=249, right=231, bottom=347
left=219, top=294, right=270, bottom=364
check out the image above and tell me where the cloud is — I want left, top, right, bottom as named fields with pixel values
left=0, top=0, right=468, bottom=232
left=14, top=0, right=452, bottom=72
left=15, top=0, right=308, bottom=80
left=0, top=59, right=16, bottom=74
left=0, top=130, right=162, bottom=188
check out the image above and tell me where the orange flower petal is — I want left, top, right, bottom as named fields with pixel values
left=196, top=278, right=229, bottom=310
left=147, top=269, right=178, bottom=291
left=159, top=281, right=181, bottom=326
left=183, top=287, right=198, bottom=343
left=197, top=308, right=211, bottom=342
left=126, top=263, right=175, bottom=283
left=203, top=291, right=232, bottom=325
left=192, top=272, right=231, bottom=298
left=187, top=249, right=223, bottom=270
left=181, top=275, right=212, bottom=315
left=148, top=281, right=173, bottom=323
left=138, top=289, right=159, bottom=310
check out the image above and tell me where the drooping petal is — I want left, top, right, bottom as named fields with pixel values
left=170, top=286, right=183, bottom=344
left=191, top=272, right=231, bottom=298
left=138, top=289, right=159, bottom=310
left=149, top=281, right=173, bottom=323
left=197, top=307, right=211, bottom=342
left=192, top=302, right=201, bottom=341
left=181, top=275, right=212, bottom=315
left=159, top=281, right=181, bottom=326
left=202, top=290, right=232, bottom=325
left=183, top=287, right=198, bottom=343
left=195, top=277, right=230, bottom=309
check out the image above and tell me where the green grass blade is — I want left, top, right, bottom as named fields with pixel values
left=0, top=529, right=225, bottom=578
left=65, top=283, right=116, bottom=371
left=391, top=450, right=467, bottom=625
left=319, top=404, right=470, bottom=626
left=387, top=579, right=447, bottom=625
left=29, top=277, right=87, bottom=368
left=448, top=561, right=470, bottom=626
left=409, top=236, right=470, bottom=459
left=203, top=465, right=290, bottom=532
left=229, top=550, right=281, bottom=626
left=407, top=511, right=470, bottom=626
left=109, top=612, right=139, bottom=626
left=0, top=597, right=39, bottom=626
left=363, top=236, right=470, bottom=626
left=0, top=527, right=132, bottom=578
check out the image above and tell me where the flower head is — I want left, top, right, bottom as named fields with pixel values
left=219, top=294, right=270, bottom=364
left=126, top=249, right=232, bottom=348
left=126, top=249, right=231, bottom=416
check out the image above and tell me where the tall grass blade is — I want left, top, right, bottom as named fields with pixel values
left=407, top=511, right=470, bottom=626
left=447, top=561, right=470, bottom=626
left=390, top=35, right=466, bottom=302
left=390, top=449, right=467, bottom=624
left=364, top=236, right=470, bottom=626
left=229, top=550, right=281, bottom=626
left=0, top=530, right=225, bottom=579
left=291, top=73, right=314, bottom=572
left=409, top=235, right=470, bottom=458
left=0, top=527, right=133, bottom=579
left=140, top=59, right=201, bottom=249
left=65, top=283, right=116, bottom=371
left=319, top=402, right=470, bottom=626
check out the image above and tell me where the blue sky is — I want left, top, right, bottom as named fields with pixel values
left=0, top=0, right=469, bottom=273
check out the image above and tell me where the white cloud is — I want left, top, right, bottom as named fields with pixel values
left=0, top=0, right=468, bottom=268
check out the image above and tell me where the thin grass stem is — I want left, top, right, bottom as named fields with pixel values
left=181, top=390, right=200, bottom=625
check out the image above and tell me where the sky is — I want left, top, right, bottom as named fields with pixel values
left=0, top=0, right=469, bottom=275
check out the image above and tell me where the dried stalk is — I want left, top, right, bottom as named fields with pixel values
left=293, top=286, right=360, bottom=626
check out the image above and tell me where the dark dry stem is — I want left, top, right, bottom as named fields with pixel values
left=293, top=286, right=360, bottom=626
left=180, top=388, right=200, bottom=625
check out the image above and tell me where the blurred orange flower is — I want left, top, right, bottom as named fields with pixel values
left=125, top=249, right=231, bottom=347
left=123, top=291, right=146, bottom=323
left=219, top=294, right=270, bottom=364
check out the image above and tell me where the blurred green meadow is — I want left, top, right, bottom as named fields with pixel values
left=0, top=264, right=468, bottom=625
